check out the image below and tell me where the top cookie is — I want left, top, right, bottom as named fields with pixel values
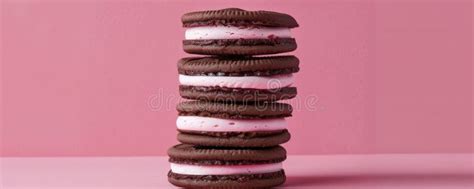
left=182, top=8, right=299, bottom=28
left=178, top=55, right=299, bottom=76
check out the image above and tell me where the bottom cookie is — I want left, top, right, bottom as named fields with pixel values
left=168, top=170, right=286, bottom=189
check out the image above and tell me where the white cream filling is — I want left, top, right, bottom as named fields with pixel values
left=177, top=116, right=287, bottom=132
left=185, top=26, right=292, bottom=40
left=170, top=162, right=283, bottom=175
left=178, top=74, right=294, bottom=89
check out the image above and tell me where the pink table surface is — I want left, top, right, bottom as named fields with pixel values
left=1, top=154, right=473, bottom=189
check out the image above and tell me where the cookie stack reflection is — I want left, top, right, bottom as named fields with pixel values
left=168, top=8, right=299, bottom=188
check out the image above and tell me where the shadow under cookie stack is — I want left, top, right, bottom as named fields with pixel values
left=168, top=8, right=299, bottom=188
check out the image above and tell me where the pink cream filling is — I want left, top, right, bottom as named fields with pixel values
left=178, top=74, right=294, bottom=89
left=185, top=26, right=292, bottom=40
left=177, top=116, right=287, bottom=132
left=170, top=163, right=283, bottom=175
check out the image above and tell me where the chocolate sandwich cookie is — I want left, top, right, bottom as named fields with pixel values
left=168, top=144, right=286, bottom=188
left=182, top=8, right=299, bottom=55
left=178, top=56, right=299, bottom=102
left=176, top=101, right=292, bottom=147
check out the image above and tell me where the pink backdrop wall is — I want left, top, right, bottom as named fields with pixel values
left=1, top=0, right=472, bottom=156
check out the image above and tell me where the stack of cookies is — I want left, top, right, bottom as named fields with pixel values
left=168, top=8, right=299, bottom=188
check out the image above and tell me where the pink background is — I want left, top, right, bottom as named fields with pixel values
left=1, top=0, right=472, bottom=156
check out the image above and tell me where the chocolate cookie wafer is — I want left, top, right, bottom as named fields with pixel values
left=168, top=144, right=286, bottom=188
left=178, top=56, right=299, bottom=102
left=176, top=101, right=292, bottom=147
left=182, top=8, right=299, bottom=55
